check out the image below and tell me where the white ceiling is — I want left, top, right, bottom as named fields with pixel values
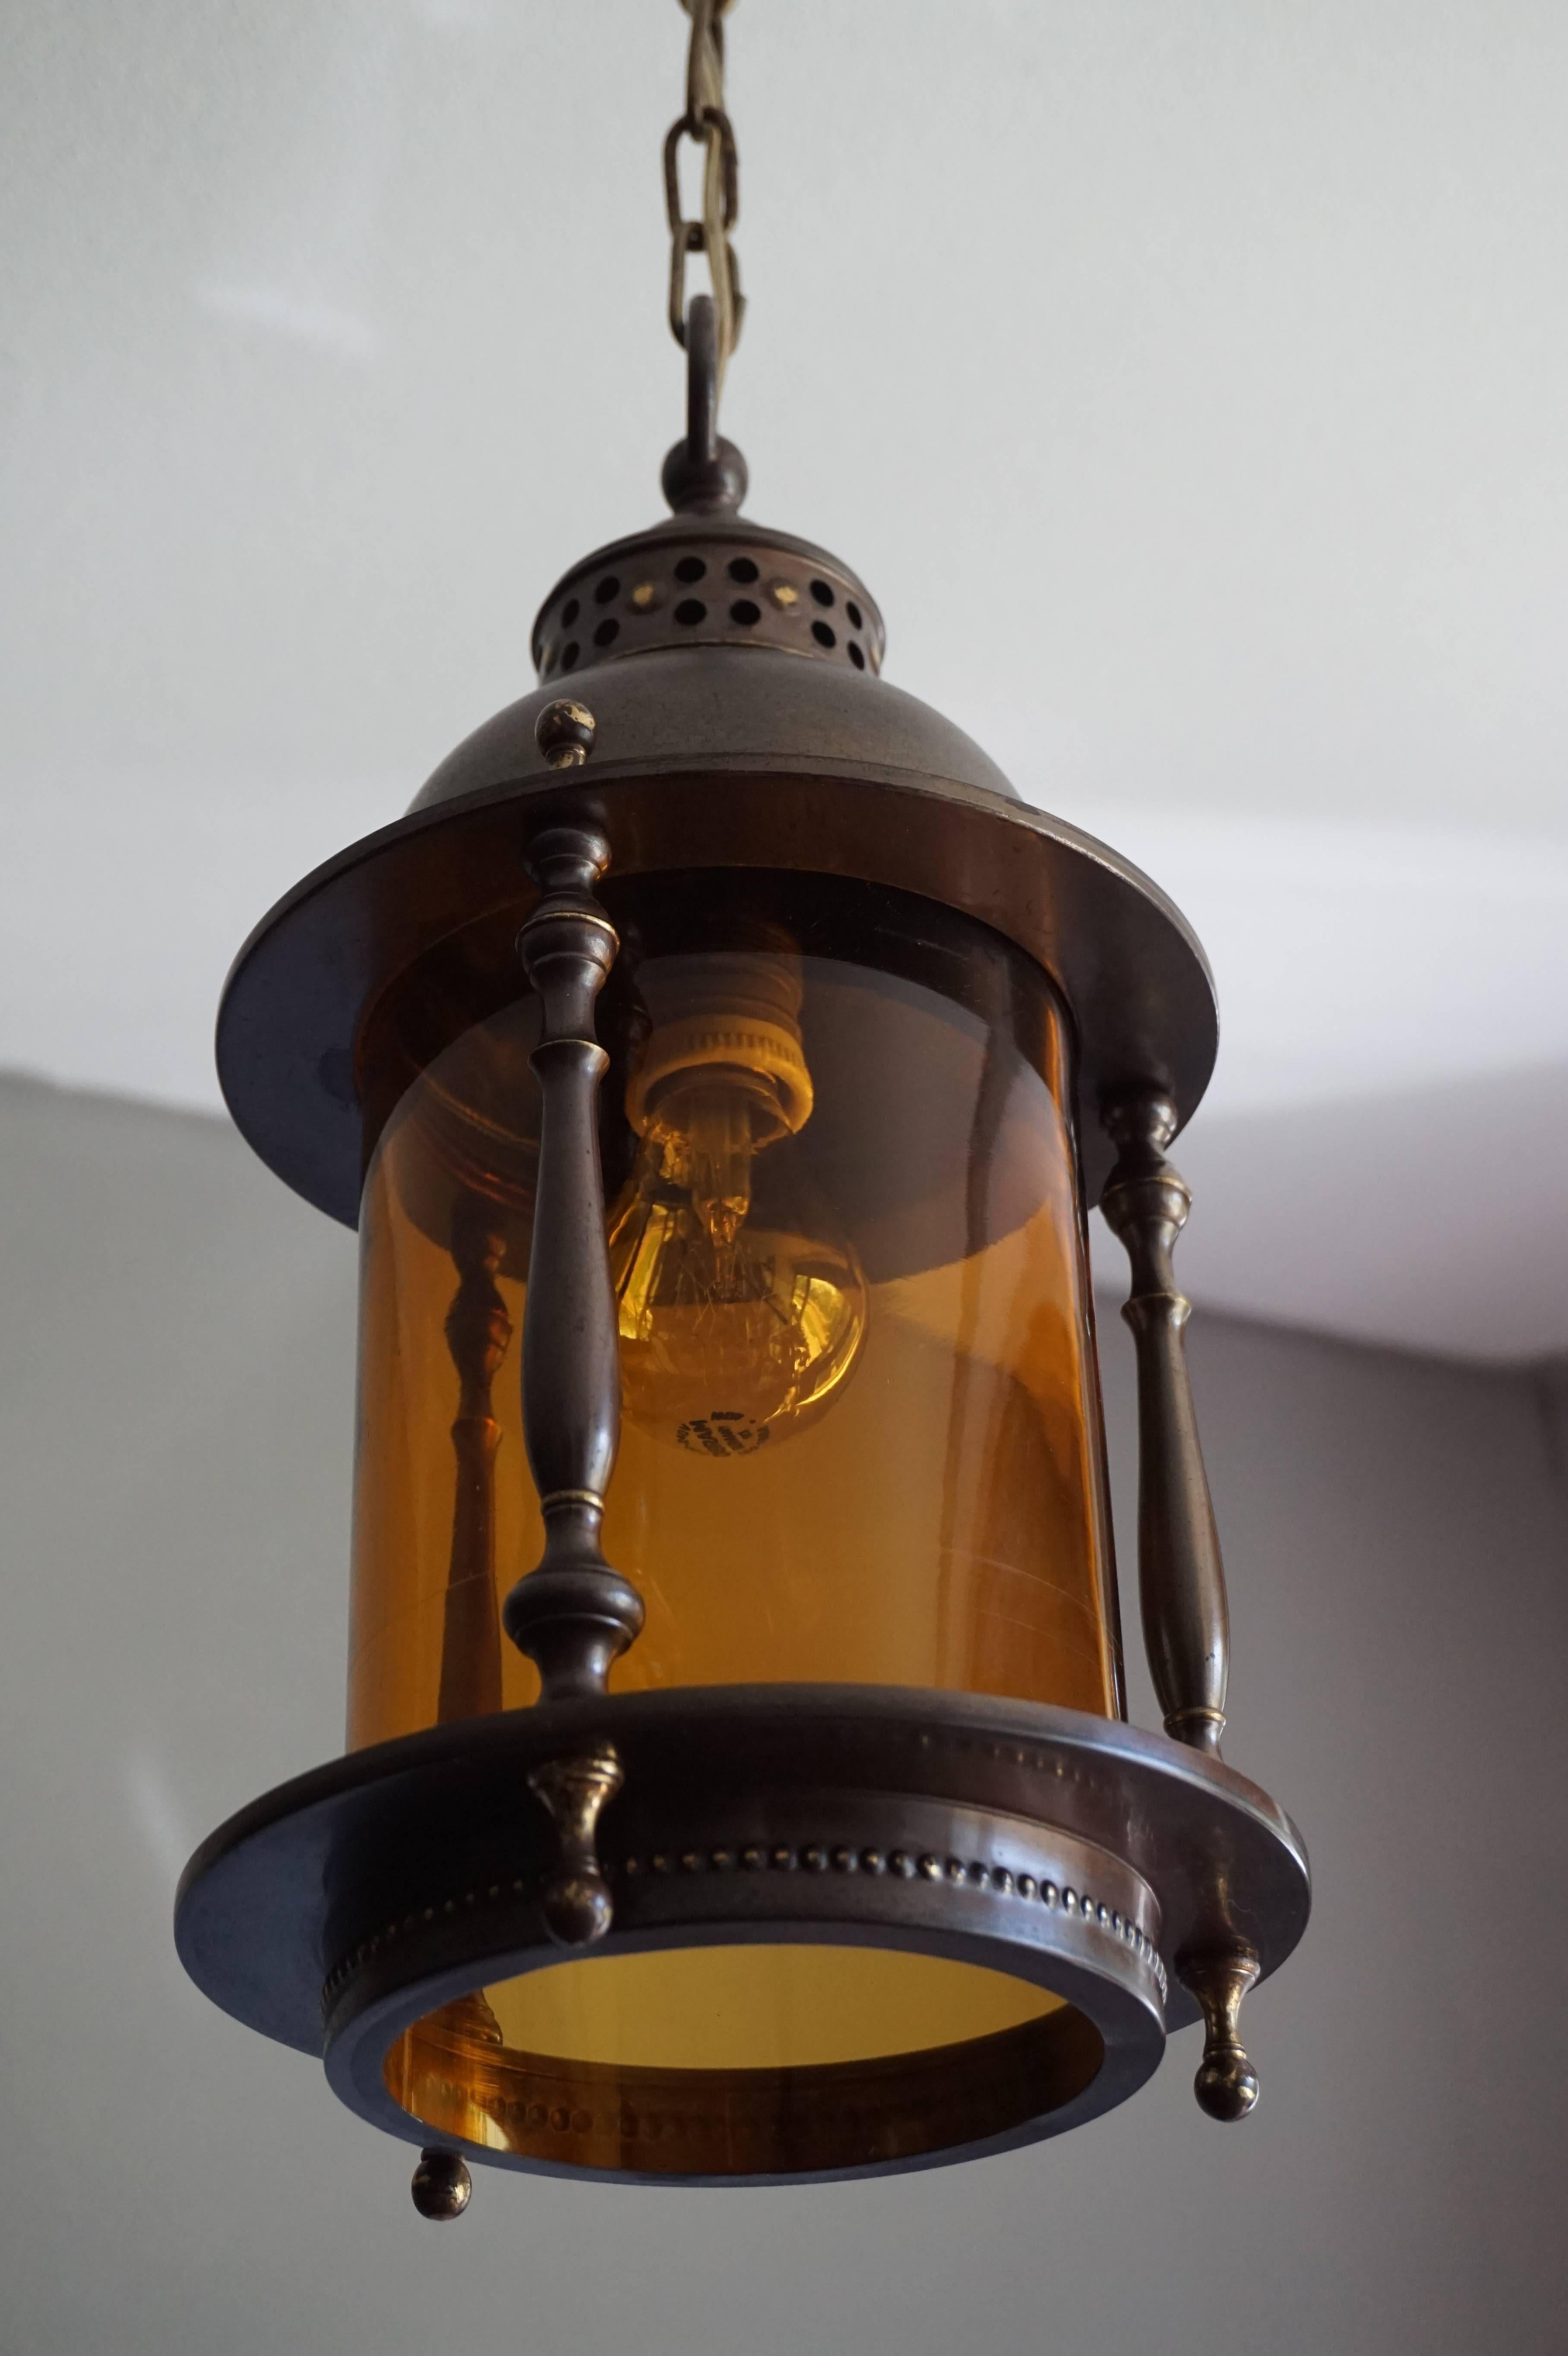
left=2, top=0, right=1565, bottom=1359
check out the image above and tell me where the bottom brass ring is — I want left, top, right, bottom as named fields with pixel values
left=175, top=1687, right=1309, bottom=2185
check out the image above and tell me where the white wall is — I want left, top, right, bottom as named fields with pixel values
left=0, top=1070, right=1562, bottom=2353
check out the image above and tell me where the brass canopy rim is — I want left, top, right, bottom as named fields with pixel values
left=215, top=753, right=1218, bottom=1231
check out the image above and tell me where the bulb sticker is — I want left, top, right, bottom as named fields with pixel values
left=675, top=1412, right=771, bottom=1458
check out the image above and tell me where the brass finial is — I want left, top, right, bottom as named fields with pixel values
left=1182, top=1947, right=1262, bottom=2122
left=411, top=2147, right=473, bottom=2220
left=528, top=1747, right=624, bottom=1946
left=534, top=699, right=597, bottom=770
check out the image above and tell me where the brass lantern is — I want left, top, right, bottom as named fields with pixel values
left=176, top=0, right=1307, bottom=2220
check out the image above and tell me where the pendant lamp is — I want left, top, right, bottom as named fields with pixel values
left=176, top=0, right=1309, bottom=2218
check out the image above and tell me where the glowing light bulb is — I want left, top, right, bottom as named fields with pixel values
left=607, top=954, right=866, bottom=1454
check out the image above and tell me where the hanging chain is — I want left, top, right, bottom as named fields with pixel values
left=664, top=0, right=744, bottom=377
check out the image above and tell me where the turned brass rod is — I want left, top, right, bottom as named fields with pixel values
left=498, top=778, right=641, bottom=1950
left=1100, top=1090, right=1229, bottom=1757
left=500, top=815, right=643, bottom=1704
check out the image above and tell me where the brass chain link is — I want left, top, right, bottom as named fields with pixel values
left=664, top=0, right=744, bottom=377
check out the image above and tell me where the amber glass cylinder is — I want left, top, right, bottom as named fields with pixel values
left=353, top=877, right=1122, bottom=2171
left=348, top=877, right=1121, bottom=1748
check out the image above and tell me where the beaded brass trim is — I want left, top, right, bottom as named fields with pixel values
left=322, top=1830, right=1167, bottom=2014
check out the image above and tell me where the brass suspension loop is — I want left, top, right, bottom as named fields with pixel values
left=666, top=0, right=744, bottom=373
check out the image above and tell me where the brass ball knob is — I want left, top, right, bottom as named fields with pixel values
left=541, top=1868, right=614, bottom=1948
left=1194, top=2047, right=1261, bottom=2122
left=1182, top=1944, right=1262, bottom=2122
left=534, top=699, right=597, bottom=770
left=411, top=2147, right=472, bottom=2220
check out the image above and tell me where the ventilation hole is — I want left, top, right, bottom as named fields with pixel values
left=561, top=641, right=581, bottom=671
left=728, top=556, right=760, bottom=584
left=812, top=620, right=837, bottom=649
left=674, top=555, right=707, bottom=584
left=561, top=598, right=580, bottom=627
left=810, top=579, right=836, bottom=608
left=593, top=575, right=620, bottom=605
left=730, top=599, right=761, bottom=626
left=848, top=640, right=866, bottom=670
left=846, top=600, right=864, bottom=630
left=674, top=598, right=707, bottom=626
left=594, top=618, right=620, bottom=647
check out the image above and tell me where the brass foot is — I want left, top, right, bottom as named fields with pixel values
left=1180, top=1946, right=1261, bottom=2122
left=528, top=1747, right=623, bottom=1946
left=411, top=2147, right=472, bottom=2219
